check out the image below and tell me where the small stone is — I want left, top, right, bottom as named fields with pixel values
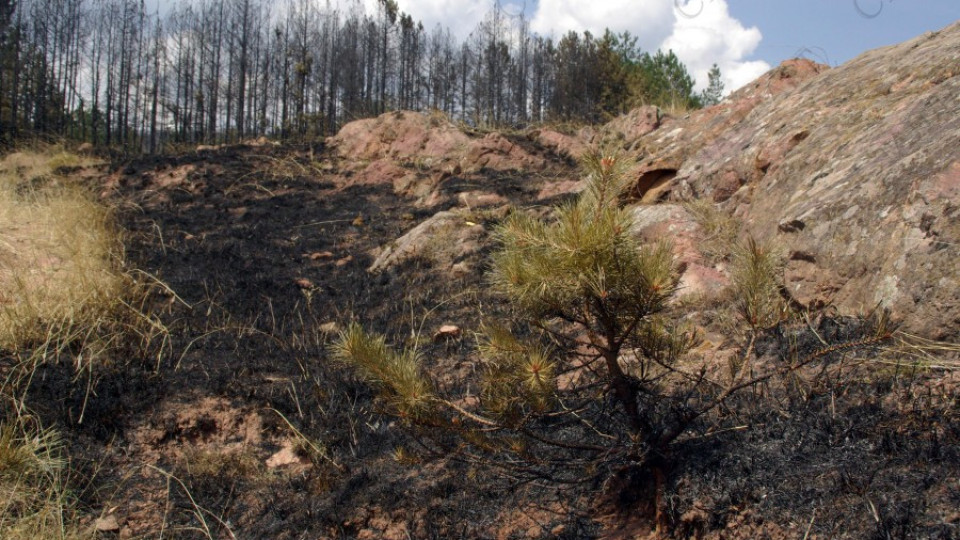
left=433, top=324, right=461, bottom=341
left=778, top=219, right=806, bottom=233
left=294, top=278, right=315, bottom=289
left=789, top=250, right=817, bottom=263
left=95, top=515, right=121, bottom=532
left=266, top=441, right=310, bottom=469
left=458, top=191, right=508, bottom=208
left=335, top=255, right=354, bottom=267
left=319, top=322, right=340, bottom=334
left=450, top=262, right=472, bottom=277
left=305, top=251, right=334, bottom=260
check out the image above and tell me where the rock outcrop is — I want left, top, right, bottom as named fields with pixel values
left=629, top=205, right=731, bottom=301
left=328, top=110, right=470, bottom=165
left=368, top=210, right=488, bottom=275
left=619, top=22, right=960, bottom=339
left=327, top=110, right=557, bottom=209
left=328, top=110, right=547, bottom=188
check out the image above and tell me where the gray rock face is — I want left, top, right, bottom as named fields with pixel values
left=622, top=22, right=960, bottom=339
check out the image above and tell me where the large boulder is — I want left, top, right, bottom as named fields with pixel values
left=328, top=110, right=470, bottom=165
left=533, top=128, right=592, bottom=160
left=329, top=110, right=549, bottom=178
left=624, top=59, right=829, bottom=203
left=619, top=22, right=960, bottom=338
left=369, top=210, right=488, bottom=275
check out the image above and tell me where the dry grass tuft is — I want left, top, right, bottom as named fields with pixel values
left=0, top=148, right=124, bottom=350
left=0, top=147, right=100, bottom=182
left=878, top=332, right=960, bottom=371
left=0, top=418, right=89, bottom=539
left=0, top=145, right=172, bottom=389
left=683, top=198, right=741, bottom=263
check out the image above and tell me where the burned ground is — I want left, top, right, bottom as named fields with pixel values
left=10, top=140, right=959, bottom=539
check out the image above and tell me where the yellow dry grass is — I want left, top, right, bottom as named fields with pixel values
left=0, top=420, right=89, bottom=540
left=0, top=148, right=125, bottom=349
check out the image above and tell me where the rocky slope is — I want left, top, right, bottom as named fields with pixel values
left=289, top=27, right=960, bottom=535
left=617, top=22, right=960, bottom=340
left=333, top=22, right=960, bottom=342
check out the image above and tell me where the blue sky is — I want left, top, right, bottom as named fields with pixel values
left=379, top=0, right=959, bottom=92
left=730, top=1, right=960, bottom=67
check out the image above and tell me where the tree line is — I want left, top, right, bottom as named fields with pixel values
left=0, top=0, right=724, bottom=152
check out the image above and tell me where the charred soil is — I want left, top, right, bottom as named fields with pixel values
left=12, top=139, right=959, bottom=539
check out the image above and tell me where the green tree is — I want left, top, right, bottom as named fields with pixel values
left=700, top=63, right=724, bottom=106
left=594, top=30, right=634, bottom=119
left=484, top=152, right=689, bottom=437
left=636, top=49, right=699, bottom=109
left=550, top=30, right=590, bottom=121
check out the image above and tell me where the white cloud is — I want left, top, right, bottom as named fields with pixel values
left=363, top=0, right=771, bottom=94
left=531, top=0, right=771, bottom=93
left=530, top=0, right=674, bottom=51
left=663, top=1, right=771, bottom=93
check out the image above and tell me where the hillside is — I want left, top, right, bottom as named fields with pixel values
left=2, top=22, right=959, bottom=540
